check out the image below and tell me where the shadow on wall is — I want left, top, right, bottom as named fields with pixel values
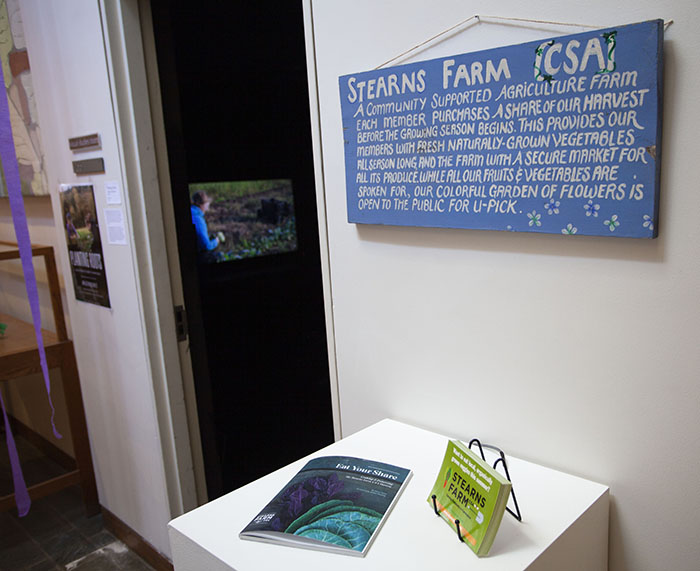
left=356, top=223, right=666, bottom=263
left=608, top=495, right=628, bottom=571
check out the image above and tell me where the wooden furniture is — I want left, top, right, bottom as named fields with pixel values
left=0, top=240, right=98, bottom=516
left=169, top=419, right=609, bottom=570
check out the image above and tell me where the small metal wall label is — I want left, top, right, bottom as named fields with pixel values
left=69, top=133, right=101, bottom=150
left=72, top=157, right=105, bottom=175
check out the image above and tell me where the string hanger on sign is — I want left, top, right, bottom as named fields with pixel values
left=376, top=14, right=674, bottom=70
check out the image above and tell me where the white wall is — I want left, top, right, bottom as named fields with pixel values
left=307, top=1, right=700, bottom=570
left=13, top=0, right=188, bottom=557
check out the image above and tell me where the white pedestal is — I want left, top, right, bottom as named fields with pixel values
left=169, top=419, right=609, bottom=570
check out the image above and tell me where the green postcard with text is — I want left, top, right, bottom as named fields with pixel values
left=427, top=440, right=512, bottom=557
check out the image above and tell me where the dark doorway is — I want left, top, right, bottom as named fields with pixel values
left=150, top=1, right=335, bottom=498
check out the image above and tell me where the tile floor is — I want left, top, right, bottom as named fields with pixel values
left=1, top=430, right=155, bottom=570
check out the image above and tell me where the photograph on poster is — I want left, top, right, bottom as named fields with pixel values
left=339, top=20, right=663, bottom=238
left=188, top=179, right=298, bottom=263
left=59, top=184, right=111, bottom=307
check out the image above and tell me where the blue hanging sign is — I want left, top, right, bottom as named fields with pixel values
left=339, top=20, right=663, bottom=237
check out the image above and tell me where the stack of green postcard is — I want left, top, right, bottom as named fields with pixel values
left=427, top=440, right=512, bottom=557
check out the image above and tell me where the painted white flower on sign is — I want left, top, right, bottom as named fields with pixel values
left=561, top=223, right=577, bottom=235
left=527, top=210, right=541, bottom=227
left=584, top=200, right=600, bottom=217
left=544, top=199, right=560, bottom=215
left=604, top=215, right=620, bottom=232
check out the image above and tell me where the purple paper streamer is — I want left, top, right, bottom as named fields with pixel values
left=0, top=47, right=61, bottom=517
left=0, top=390, right=30, bottom=516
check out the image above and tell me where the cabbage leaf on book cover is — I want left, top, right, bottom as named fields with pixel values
left=240, top=456, right=412, bottom=557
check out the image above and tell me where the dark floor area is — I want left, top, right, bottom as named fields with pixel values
left=1, top=431, right=155, bottom=570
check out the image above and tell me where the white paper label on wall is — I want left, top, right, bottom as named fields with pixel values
left=104, top=181, right=122, bottom=205
left=105, top=208, right=127, bottom=245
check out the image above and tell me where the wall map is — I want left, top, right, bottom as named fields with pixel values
left=339, top=20, right=663, bottom=238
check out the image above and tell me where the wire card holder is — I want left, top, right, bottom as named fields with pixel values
left=430, top=438, right=522, bottom=544
left=467, top=438, right=522, bottom=522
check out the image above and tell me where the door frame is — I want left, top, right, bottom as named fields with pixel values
left=101, top=0, right=207, bottom=510
left=110, top=0, right=345, bottom=508
left=302, top=0, right=342, bottom=440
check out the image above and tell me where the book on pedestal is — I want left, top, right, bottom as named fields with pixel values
left=240, top=456, right=412, bottom=557
left=427, top=440, right=512, bottom=557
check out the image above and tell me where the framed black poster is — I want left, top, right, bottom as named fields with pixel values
left=59, top=184, right=111, bottom=307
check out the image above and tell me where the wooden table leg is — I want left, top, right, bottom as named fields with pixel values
left=60, top=341, right=100, bottom=517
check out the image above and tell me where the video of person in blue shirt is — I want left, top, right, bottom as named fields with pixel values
left=189, top=179, right=297, bottom=263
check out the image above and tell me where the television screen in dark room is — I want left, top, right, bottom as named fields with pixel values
left=189, top=179, right=298, bottom=263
